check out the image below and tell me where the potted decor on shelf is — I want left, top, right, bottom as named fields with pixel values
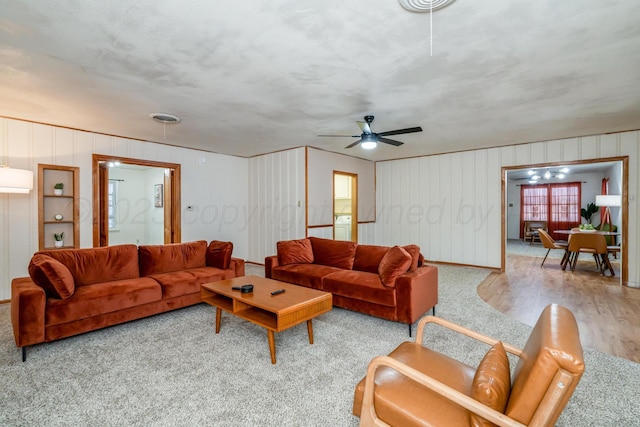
left=54, top=232, right=64, bottom=248
left=580, top=202, right=599, bottom=224
left=53, top=183, right=64, bottom=196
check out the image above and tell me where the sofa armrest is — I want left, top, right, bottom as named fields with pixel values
left=394, top=265, right=438, bottom=324
left=229, top=257, right=245, bottom=277
left=11, top=277, right=46, bottom=348
left=264, top=255, right=279, bottom=279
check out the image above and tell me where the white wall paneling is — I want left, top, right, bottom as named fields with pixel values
left=247, top=148, right=305, bottom=264
left=307, top=148, right=375, bottom=225
left=0, top=117, right=249, bottom=300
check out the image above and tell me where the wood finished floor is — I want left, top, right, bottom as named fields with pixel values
left=478, top=251, right=640, bottom=363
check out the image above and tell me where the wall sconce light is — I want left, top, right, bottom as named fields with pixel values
left=0, top=166, right=34, bottom=193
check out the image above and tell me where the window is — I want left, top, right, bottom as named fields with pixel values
left=108, top=180, right=118, bottom=231
left=520, top=182, right=581, bottom=237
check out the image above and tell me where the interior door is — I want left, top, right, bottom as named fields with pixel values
left=333, top=171, right=358, bottom=242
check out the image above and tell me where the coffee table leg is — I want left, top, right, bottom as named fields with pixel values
left=307, top=319, right=314, bottom=344
left=215, top=308, right=222, bottom=334
left=268, top=330, right=276, bottom=364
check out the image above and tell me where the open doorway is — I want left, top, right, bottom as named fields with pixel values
left=333, top=171, right=358, bottom=242
left=503, top=157, right=628, bottom=284
left=92, top=154, right=181, bottom=247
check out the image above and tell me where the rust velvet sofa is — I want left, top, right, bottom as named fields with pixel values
left=11, top=240, right=244, bottom=361
left=265, top=237, right=438, bottom=334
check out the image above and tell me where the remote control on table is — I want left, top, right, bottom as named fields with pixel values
left=271, top=289, right=285, bottom=295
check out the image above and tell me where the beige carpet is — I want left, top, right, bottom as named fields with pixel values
left=0, top=264, right=638, bottom=426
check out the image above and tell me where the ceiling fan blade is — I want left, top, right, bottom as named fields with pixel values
left=378, top=126, right=423, bottom=137
left=345, top=140, right=362, bottom=149
left=379, top=137, right=404, bottom=147
left=317, top=134, right=360, bottom=138
left=357, top=121, right=372, bottom=134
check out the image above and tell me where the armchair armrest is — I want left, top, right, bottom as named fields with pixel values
left=415, top=315, right=523, bottom=356
left=11, top=277, right=46, bottom=348
left=394, top=265, right=438, bottom=324
left=360, top=355, right=527, bottom=427
left=264, top=255, right=279, bottom=279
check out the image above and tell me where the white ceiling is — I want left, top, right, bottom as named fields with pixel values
left=1, top=0, right=639, bottom=162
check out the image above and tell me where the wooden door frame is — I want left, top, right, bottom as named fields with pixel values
left=501, top=156, right=628, bottom=284
left=92, top=154, right=181, bottom=247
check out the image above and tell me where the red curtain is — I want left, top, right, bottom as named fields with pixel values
left=600, top=178, right=609, bottom=226
left=520, top=182, right=581, bottom=238
left=520, top=185, right=548, bottom=238
left=549, top=183, right=581, bottom=234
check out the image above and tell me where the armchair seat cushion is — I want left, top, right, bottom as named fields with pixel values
left=322, top=270, right=396, bottom=307
left=353, top=341, right=475, bottom=426
left=45, top=277, right=161, bottom=326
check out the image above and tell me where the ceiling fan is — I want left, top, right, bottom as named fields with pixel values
left=318, top=115, right=423, bottom=149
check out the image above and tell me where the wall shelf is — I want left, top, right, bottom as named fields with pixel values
left=38, top=164, right=80, bottom=250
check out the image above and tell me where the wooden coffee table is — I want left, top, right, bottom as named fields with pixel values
left=201, top=275, right=332, bottom=364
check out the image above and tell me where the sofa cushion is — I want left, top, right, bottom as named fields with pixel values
left=206, top=240, right=233, bottom=269
left=151, top=267, right=230, bottom=299
left=403, top=244, right=421, bottom=271
left=470, top=342, right=511, bottom=427
left=35, top=244, right=140, bottom=286
left=28, top=254, right=75, bottom=299
left=277, top=238, right=314, bottom=265
left=322, top=270, right=396, bottom=307
left=378, top=246, right=412, bottom=288
left=139, top=241, right=207, bottom=276
left=353, top=245, right=389, bottom=273
left=272, top=264, right=342, bottom=290
left=45, top=277, right=162, bottom=326
left=309, top=237, right=357, bottom=269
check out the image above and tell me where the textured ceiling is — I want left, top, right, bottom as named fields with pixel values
left=1, top=0, right=639, bottom=161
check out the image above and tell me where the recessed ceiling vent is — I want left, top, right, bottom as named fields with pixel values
left=398, top=0, right=456, bottom=12
left=149, top=113, right=181, bottom=124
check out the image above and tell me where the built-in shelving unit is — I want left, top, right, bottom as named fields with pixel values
left=38, top=164, right=80, bottom=250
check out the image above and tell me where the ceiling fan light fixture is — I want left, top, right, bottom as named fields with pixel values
left=361, top=141, right=377, bottom=150
left=361, top=133, right=378, bottom=149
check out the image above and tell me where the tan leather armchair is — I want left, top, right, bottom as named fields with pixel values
left=353, top=304, right=584, bottom=427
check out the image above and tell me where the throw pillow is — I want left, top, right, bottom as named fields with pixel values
left=206, top=241, right=233, bottom=269
left=470, top=341, right=511, bottom=427
left=308, top=237, right=357, bottom=269
left=402, top=244, right=421, bottom=271
left=277, top=238, right=314, bottom=265
left=378, top=246, right=412, bottom=287
left=28, top=254, right=75, bottom=299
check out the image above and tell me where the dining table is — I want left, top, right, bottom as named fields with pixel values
left=555, top=229, right=620, bottom=276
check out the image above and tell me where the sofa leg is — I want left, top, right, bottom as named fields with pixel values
left=21, top=347, right=26, bottom=362
left=408, top=323, right=412, bottom=337
left=432, top=305, right=436, bottom=316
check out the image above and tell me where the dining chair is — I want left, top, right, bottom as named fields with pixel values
left=566, top=233, right=614, bottom=276
left=537, top=228, right=568, bottom=267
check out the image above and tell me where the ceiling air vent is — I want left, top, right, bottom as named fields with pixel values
left=398, top=0, right=456, bottom=12
left=149, top=113, right=181, bottom=124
